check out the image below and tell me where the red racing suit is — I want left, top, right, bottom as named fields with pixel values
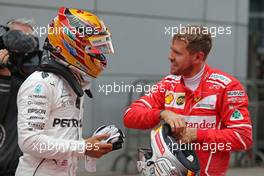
left=123, top=64, right=252, bottom=176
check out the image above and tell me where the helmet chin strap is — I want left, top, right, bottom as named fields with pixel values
left=71, top=70, right=93, bottom=98
left=38, top=49, right=93, bottom=98
left=71, top=69, right=83, bottom=85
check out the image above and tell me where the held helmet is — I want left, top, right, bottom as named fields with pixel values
left=47, top=7, right=114, bottom=78
left=137, top=123, right=200, bottom=176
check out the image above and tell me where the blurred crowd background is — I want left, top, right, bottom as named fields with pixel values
left=0, top=0, right=264, bottom=175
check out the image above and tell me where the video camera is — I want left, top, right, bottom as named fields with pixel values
left=0, top=25, right=42, bottom=77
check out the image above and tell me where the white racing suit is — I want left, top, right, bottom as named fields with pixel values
left=15, top=71, right=90, bottom=176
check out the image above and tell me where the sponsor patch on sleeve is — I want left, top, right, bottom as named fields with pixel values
left=209, top=73, right=232, bottom=86
left=230, top=109, right=244, bottom=121
left=227, top=90, right=245, bottom=97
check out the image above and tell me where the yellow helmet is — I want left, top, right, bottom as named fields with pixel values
left=47, top=7, right=114, bottom=78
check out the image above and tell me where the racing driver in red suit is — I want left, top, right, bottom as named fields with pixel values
left=123, top=25, right=253, bottom=176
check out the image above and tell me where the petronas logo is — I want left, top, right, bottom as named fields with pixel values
left=230, top=109, right=244, bottom=121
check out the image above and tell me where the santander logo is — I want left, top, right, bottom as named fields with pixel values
left=182, top=115, right=217, bottom=129
left=186, top=119, right=216, bottom=129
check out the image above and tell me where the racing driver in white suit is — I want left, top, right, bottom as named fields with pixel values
left=15, top=7, right=118, bottom=176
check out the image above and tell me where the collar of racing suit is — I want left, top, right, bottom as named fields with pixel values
left=183, top=64, right=206, bottom=91
left=180, top=64, right=211, bottom=100
left=38, top=50, right=92, bottom=98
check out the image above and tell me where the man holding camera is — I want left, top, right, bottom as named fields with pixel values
left=0, top=18, right=40, bottom=175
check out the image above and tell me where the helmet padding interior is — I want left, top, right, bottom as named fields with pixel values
left=162, top=123, right=200, bottom=172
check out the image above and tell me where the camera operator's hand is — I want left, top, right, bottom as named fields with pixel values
left=160, top=110, right=186, bottom=138
left=0, top=49, right=11, bottom=76
left=84, top=134, right=113, bottom=158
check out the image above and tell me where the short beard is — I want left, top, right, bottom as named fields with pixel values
left=173, top=64, right=194, bottom=77
left=182, top=64, right=194, bottom=77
